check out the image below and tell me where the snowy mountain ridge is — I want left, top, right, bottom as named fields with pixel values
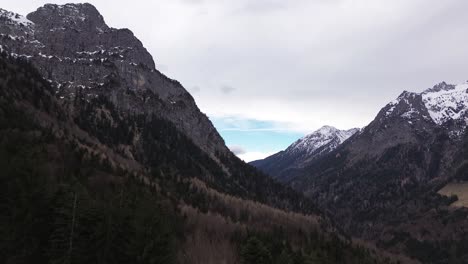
left=0, top=9, right=34, bottom=27
left=250, top=125, right=359, bottom=182
left=287, top=125, right=359, bottom=156
left=422, top=81, right=468, bottom=125
left=384, top=81, right=468, bottom=126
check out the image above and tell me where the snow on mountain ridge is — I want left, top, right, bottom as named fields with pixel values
left=0, top=8, right=34, bottom=26
left=384, top=81, right=468, bottom=126
left=0, top=9, right=34, bottom=27
left=422, top=82, right=468, bottom=125
left=287, top=126, right=359, bottom=155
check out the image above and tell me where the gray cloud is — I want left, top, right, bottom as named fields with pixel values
left=229, top=145, right=246, bottom=155
left=236, top=0, right=287, bottom=14
left=156, top=63, right=169, bottom=72
left=179, top=0, right=204, bottom=4
left=4, top=0, right=468, bottom=132
left=220, top=85, right=236, bottom=94
left=191, top=85, right=201, bottom=93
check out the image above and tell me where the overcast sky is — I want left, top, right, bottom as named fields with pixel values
left=3, top=0, right=468, bottom=161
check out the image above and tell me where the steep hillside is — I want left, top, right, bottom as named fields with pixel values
left=0, top=4, right=401, bottom=264
left=285, top=82, right=468, bottom=263
left=0, top=3, right=227, bottom=158
left=0, top=3, right=317, bottom=213
left=0, top=41, right=399, bottom=264
left=251, top=126, right=358, bottom=182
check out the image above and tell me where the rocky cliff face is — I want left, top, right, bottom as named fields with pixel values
left=0, top=3, right=228, bottom=158
left=251, top=126, right=359, bottom=182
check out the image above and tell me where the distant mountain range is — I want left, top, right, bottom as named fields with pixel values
left=251, top=126, right=359, bottom=182
left=252, top=81, right=468, bottom=262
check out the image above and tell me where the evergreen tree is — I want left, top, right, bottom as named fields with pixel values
left=241, top=237, right=272, bottom=264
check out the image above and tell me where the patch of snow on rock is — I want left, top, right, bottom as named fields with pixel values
left=287, top=126, right=359, bottom=155
left=422, top=82, right=468, bottom=125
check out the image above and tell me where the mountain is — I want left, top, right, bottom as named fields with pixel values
left=279, top=81, right=468, bottom=263
left=0, top=4, right=398, bottom=264
left=251, top=126, right=359, bottom=182
left=0, top=4, right=227, bottom=158
left=0, top=3, right=310, bottom=209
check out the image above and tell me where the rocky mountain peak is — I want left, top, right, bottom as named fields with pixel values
left=0, top=9, right=35, bottom=36
left=380, top=90, right=428, bottom=122
left=27, top=3, right=108, bottom=33
left=315, top=125, right=338, bottom=134
left=287, top=126, right=358, bottom=155
left=423, top=81, right=456, bottom=94
left=0, top=4, right=229, bottom=160
left=0, top=9, right=34, bottom=27
left=380, top=81, right=468, bottom=129
left=251, top=125, right=359, bottom=182
left=422, top=82, right=468, bottom=125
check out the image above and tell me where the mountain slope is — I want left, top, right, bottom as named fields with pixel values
left=284, top=82, right=468, bottom=263
left=0, top=3, right=318, bottom=212
left=0, top=4, right=400, bottom=264
left=0, top=31, right=395, bottom=264
left=0, top=3, right=227, bottom=158
left=251, top=126, right=359, bottom=182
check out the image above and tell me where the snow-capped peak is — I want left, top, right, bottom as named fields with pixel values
left=383, top=81, right=468, bottom=126
left=0, top=9, right=34, bottom=27
left=422, top=81, right=468, bottom=125
left=286, top=126, right=359, bottom=155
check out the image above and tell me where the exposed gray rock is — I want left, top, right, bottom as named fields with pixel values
left=0, top=3, right=228, bottom=158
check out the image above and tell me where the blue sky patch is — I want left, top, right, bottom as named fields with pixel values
left=210, top=116, right=304, bottom=160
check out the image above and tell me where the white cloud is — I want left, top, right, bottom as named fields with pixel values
left=237, top=151, right=276, bottom=162
left=228, top=145, right=246, bottom=155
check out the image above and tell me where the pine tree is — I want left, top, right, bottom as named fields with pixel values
left=48, top=190, right=80, bottom=264
left=240, top=237, right=272, bottom=264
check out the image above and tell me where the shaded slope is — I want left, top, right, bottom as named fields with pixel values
left=0, top=50, right=400, bottom=264
left=285, top=83, right=468, bottom=263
